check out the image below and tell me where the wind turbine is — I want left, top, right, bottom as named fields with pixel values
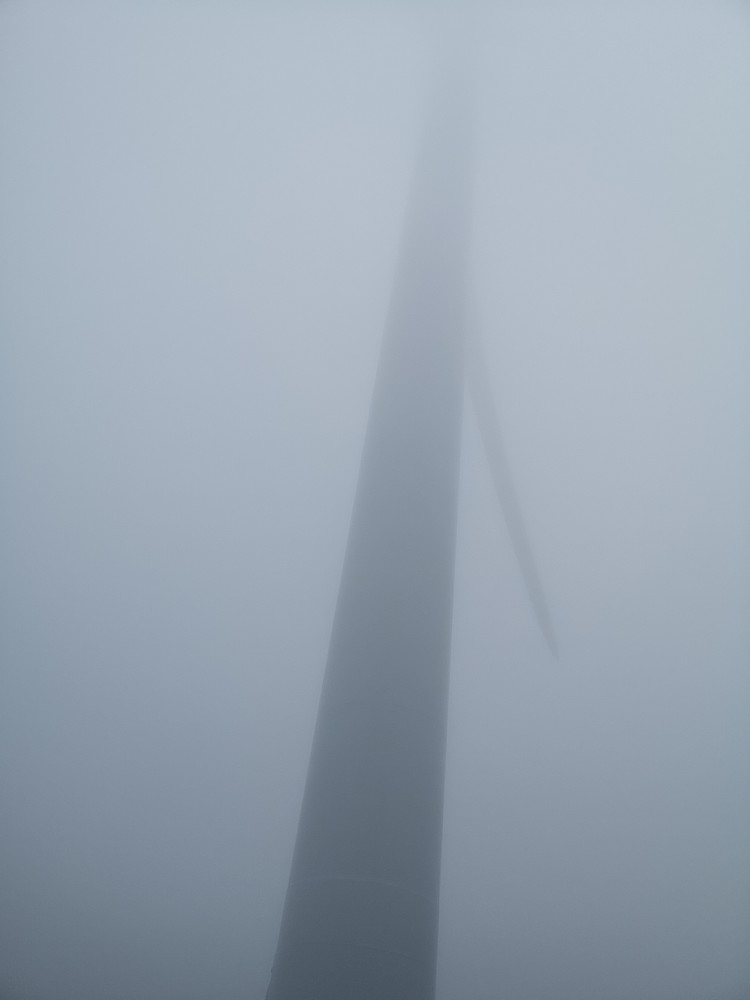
left=265, top=52, right=555, bottom=1000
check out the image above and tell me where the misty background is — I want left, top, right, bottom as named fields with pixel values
left=1, top=2, right=749, bottom=998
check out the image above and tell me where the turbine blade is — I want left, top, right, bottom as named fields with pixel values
left=467, top=328, right=559, bottom=657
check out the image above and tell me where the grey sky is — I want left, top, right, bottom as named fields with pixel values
left=1, top=3, right=749, bottom=999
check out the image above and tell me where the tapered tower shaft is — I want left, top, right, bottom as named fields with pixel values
left=266, top=78, right=472, bottom=1000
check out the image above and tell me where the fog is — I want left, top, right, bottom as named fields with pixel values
left=1, top=3, right=749, bottom=999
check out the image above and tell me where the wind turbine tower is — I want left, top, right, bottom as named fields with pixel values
left=266, top=53, right=554, bottom=1000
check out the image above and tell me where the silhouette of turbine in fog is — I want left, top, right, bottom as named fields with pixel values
left=266, top=69, right=555, bottom=1000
